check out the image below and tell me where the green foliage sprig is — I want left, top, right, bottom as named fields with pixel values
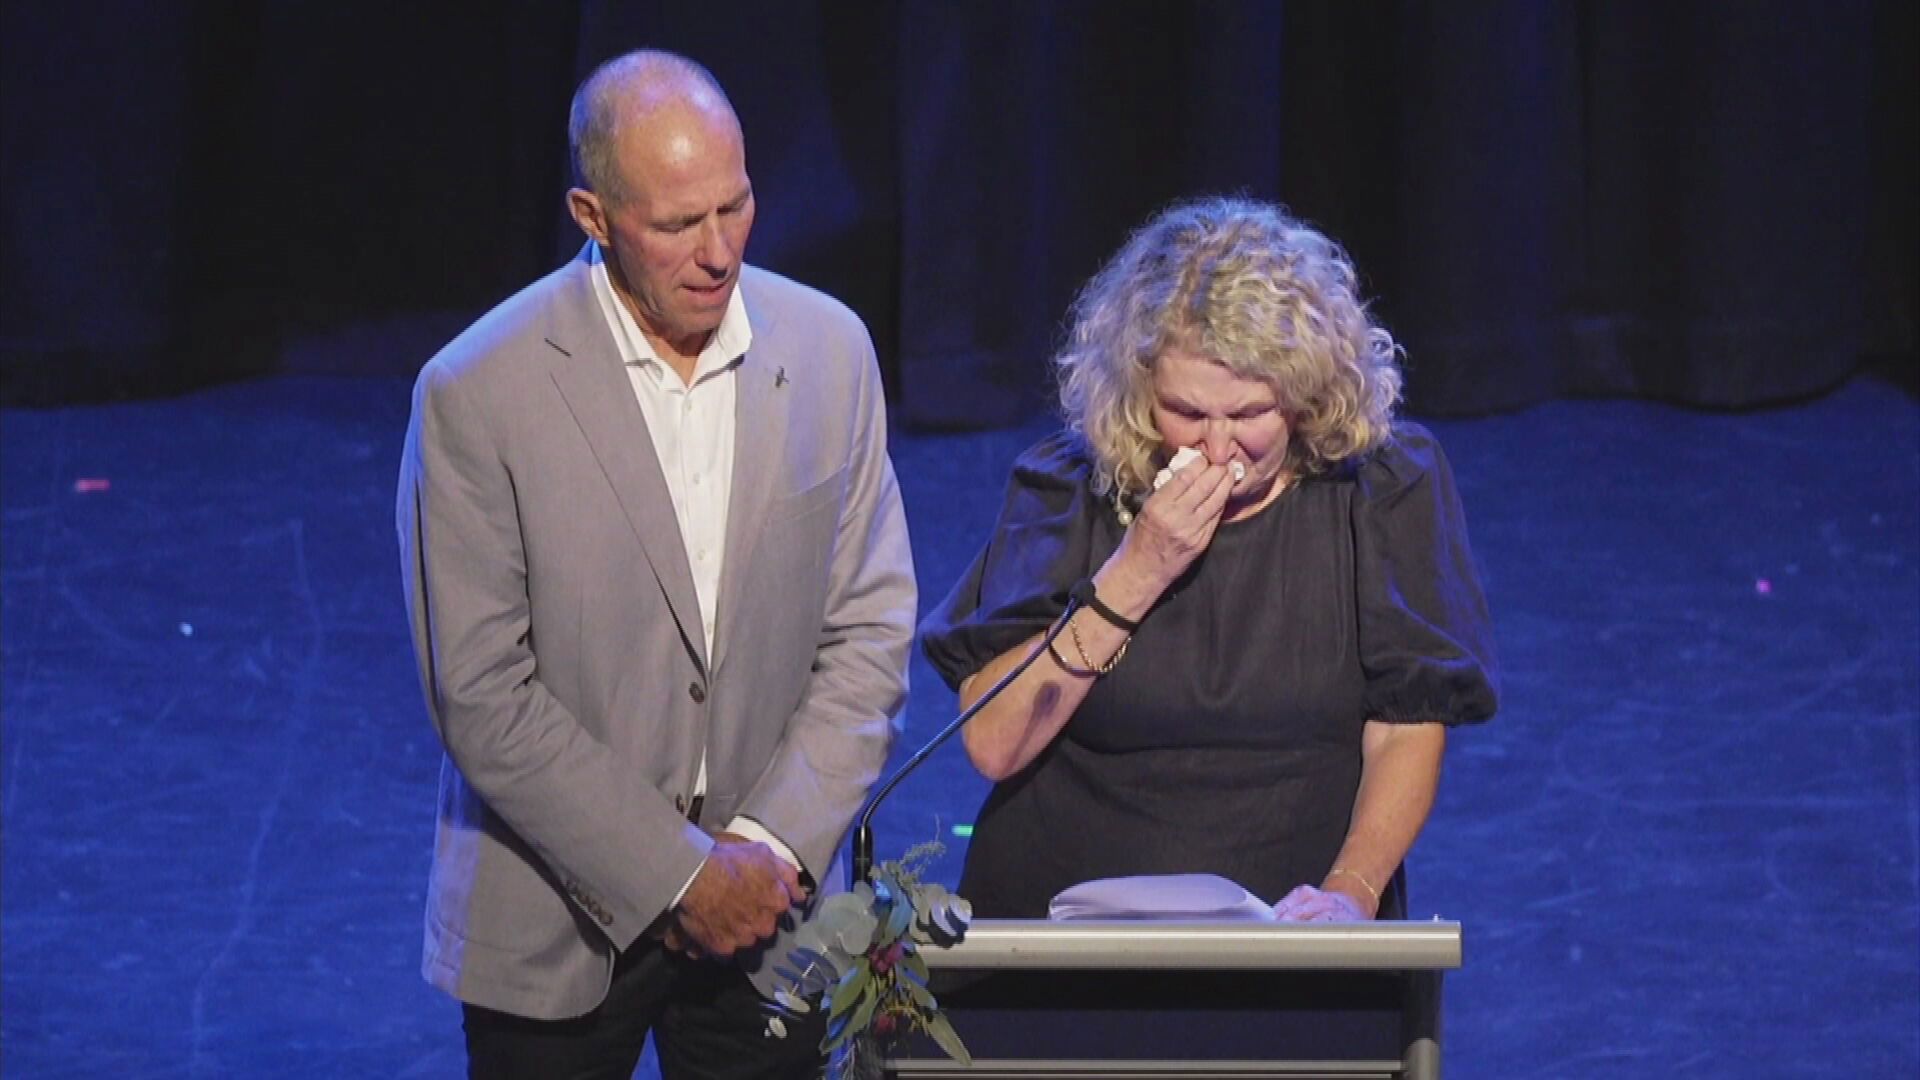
left=762, top=841, right=973, bottom=1078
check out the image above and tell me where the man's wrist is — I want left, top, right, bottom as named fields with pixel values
left=722, top=815, right=801, bottom=873
left=668, top=851, right=709, bottom=913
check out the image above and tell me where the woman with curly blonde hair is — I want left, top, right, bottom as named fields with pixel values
left=922, top=196, right=1500, bottom=922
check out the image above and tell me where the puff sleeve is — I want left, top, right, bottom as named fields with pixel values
left=919, top=432, right=1102, bottom=691
left=1353, top=423, right=1501, bottom=725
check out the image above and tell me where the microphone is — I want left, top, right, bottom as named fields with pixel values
left=850, top=582, right=1093, bottom=883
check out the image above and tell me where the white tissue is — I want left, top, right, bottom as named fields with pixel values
left=1152, top=446, right=1204, bottom=491
left=1151, top=448, right=1246, bottom=490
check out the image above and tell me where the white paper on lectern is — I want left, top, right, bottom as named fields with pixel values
left=1048, top=873, right=1277, bottom=921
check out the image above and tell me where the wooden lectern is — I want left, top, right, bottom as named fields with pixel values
left=887, top=919, right=1461, bottom=1079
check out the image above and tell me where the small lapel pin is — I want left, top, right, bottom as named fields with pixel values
left=774, top=366, right=788, bottom=388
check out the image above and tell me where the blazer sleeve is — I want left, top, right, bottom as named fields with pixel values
left=733, top=324, right=917, bottom=882
left=398, top=356, right=714, bottom=948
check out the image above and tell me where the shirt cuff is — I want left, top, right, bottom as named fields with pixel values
left=724, top=815, right=802, bottom=872
left=663, top=816, right=803, bottom=918
left=668, top=853, right=707, bottom=912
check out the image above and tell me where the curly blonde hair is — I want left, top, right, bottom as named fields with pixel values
left=1055, top=196, right=1402, bottom=500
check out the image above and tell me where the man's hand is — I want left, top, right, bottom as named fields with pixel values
left=710, top=828, right=813, bottom=905
left=670, top=838, right=806, bottom=958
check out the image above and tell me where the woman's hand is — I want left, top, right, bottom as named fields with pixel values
left=1271, top=884, right=1375, bottom=923
left=1109, top=457, right=1235, bottom=595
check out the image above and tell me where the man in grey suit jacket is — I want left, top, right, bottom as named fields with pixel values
left=396, top=50, right=915, bottom=1078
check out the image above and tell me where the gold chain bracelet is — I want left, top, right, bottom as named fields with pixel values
left=1045, top=636, right=1098, bottom=678
left=1326, top=867, right=1380, bottom=906
left=1068, top=614, right=1130, bottom=675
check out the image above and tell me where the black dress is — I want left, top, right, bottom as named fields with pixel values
left=919, top=424, right=1500, bottom=918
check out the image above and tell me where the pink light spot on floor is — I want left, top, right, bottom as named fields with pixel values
left=73, top=478, right=111, bottom=493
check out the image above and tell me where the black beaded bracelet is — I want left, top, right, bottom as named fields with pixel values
left=1072, top=579, right=1141, bottom=634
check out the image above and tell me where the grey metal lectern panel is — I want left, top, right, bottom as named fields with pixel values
left=890, top=921, right=1458, bottom=1080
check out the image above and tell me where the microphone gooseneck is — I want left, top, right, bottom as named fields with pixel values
left=850, top=584, right=1094, bottom=884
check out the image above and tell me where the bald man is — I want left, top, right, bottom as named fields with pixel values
left=397, top=50, right=915, bottom=1077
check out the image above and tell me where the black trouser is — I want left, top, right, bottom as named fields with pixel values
left=462, top=938, right=826, bottom=1080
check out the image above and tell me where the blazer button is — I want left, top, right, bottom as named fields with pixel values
left=689, top=682, right=706, bottom=704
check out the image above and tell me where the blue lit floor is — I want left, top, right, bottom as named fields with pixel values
left=3, top=373, right=1915, bottom=1077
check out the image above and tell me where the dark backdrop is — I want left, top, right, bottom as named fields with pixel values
left=3, top=0, right=1913, bottom=424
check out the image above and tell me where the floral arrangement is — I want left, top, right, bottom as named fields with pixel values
left=762, top=841, right=974, bottom=1079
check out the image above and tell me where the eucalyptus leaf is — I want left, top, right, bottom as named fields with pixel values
left=787, top=946, right=846, bottom=990
left=755, top=844, right=976, bottom=1069
left=883, top=889, right=914, bottom=943
left=825, top=983, right=882, bottom=1053
left=942, top=893, right=973, bottom=930
left=907, top=884, right=943, bottom=944
left=824, top=1011, right=854, bottom=1053
left=912, top=882, right=949, bottom=916
left=817, top=890, right=871, bottom=923
left=799, top=969, right=838, bottom=998
left=923, top=1011, right=973, bottom=1066
left=832, top=909, right=880, bottom=955
left=809, top=898, right=874, bottom=953
left=829, top=961, right=871, bottom=1019
left=830, top=1034, right=887, bottom=1080
left=842, top=984, right=882, bottom=1048
left=905, top=888, right=969, bottom=946
left=932, top=894, right=973, bottom=944
left=899, top=950, right=930, bottom=987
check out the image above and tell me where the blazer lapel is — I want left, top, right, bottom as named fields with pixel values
left=545, top=255, right=708, bottom=671
left=712, top=347, right=789, bottom=675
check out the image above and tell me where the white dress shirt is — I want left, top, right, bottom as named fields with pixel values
left=588, top=245, right=801, bottom=898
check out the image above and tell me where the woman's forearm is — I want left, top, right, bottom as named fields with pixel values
left=958, top=561, right=1159, bottom=780
left=957, top=623, right=1096, bottom=780
left=1323, top=720, right=1447, bottom=915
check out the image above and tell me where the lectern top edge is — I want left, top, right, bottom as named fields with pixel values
left=921, top=919, right=1464, bottom=972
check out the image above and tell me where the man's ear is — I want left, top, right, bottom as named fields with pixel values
left=567, top=187, right=609, bottom=245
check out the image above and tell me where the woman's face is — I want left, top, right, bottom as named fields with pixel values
left=1149, top=345, right=1292, bottom=516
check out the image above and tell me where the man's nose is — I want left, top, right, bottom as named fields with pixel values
left=695, top=219, right=733, bottom=270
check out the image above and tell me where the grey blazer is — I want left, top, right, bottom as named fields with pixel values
left=396, top=248, right=915, bottom=1019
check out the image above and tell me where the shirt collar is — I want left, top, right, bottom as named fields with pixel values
left=589, top=242, right=752, bottom=384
